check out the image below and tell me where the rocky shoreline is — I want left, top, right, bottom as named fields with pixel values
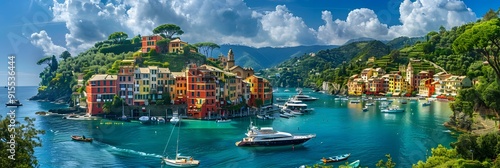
left=444, top=112, right=498, bottom=135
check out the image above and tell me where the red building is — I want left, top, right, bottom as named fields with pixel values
left=366, top=77, right=384, bottom=95
left=141, top=35, right=163, bottom=53
left=186, top=64, right=217, bottom=119
left=86, top=74, right=118, bottom=115
left=172, top=72, right=187, bottom=105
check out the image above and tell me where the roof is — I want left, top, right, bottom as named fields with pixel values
left=158, top=68, right=170, bottom=73
left=137, top=67, right=149, bottom=73
left=89, top=74, right=117, bottom=81
left=201, top=65, right=224, bottom=72
left=224, top=71, right=236, bottom=76
left=171, top=72, right=185, bottom=77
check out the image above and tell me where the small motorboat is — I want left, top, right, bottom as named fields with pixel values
left=5, top=99, right=22, bottom=107
left=381, top=105, right=405, bottom=113
left=321, top=153, right=351, bottom=163
left=279, top=114, right=289, bottom=119
left=348, top=160, right=360, bottom=168
left=362, top=106, right=368, bottom=112
left=170, top=116, right=180, bottom=125
left=157, top=117, right=166, bottom=123
left=422, top=101, right=431, bottom=106
left=365, top=103, right=374, bottom=106
left=216, top=119, right=231, bottom=123
left=401, top=100, right=408, bottom=104
left=256, top=114, right=266, bottom=120
left=71, top=135, right=93, bottom=142
left=264, top=114, right=275, bottom=120
left=139, top=116, right=150, bottom=124
left=350, top=100, right=361, bottom=104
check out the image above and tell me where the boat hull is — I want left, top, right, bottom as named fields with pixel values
left=235, top=137, right=313, bottom=147
left=163, top=158, right=199, bottom=167
left=71, top=136, right=93, bottom=142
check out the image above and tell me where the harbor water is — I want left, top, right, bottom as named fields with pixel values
left=0, top=87, right=457, bottom=167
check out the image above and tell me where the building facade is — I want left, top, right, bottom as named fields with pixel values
left=86, top=74, right=117, bottom=115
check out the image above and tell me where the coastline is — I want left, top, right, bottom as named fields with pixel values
left=443, top=113, right=498, bottom=135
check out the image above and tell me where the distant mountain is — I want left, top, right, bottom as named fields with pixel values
left=343, top=37, right=380, bottom=45
left=344, top=36, right=425, bottom=49
left=211, top=45, right=338, bottom=70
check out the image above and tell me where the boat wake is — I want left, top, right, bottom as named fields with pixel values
left=105, top=144, right=163, bottom=158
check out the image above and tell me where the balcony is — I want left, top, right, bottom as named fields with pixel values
left=158, top=91, right=163, bottom=94
left=135, top=84, right=139, bottom=87
left=120, top=88, right=126, bottom=91
left=96, top=99, right=102, bottom=102
left=120, top=96, right=125, bottom=99
left=128, top=88, right=133, bottom=91
left=128, top=95, right=133, bottom=99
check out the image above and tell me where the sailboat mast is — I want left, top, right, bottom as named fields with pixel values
left=175, top=118, right=180, bottom=160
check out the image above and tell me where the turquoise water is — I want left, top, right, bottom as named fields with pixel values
left=0, top=87, right=457, bottom=167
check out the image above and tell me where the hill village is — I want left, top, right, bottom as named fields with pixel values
left=345, top=59, right=473, bottom=99
left=84, top=35, right=273, bottom=119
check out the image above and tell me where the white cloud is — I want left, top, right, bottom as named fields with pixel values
left=30, top=30, right=67, bottom=56
left=42, top=0, right=478, bottom=54
left=389, top=0, right=476, bottom=37
left=317, top=9, right=390, bottom=44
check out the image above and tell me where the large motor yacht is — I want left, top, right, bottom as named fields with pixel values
left=235, top=122, right=316, bottom=147
left=292, top=91, right=318, bottom=101
left=282, top=99, right=308, bottom=111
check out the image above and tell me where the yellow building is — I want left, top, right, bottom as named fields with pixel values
left=387, top=73, right=404, bottom=96
left=169, top=38, right=188, bottom=53
left=133, top=66, right=172, bottom=105
left=442, top=76, right=472, bottom=96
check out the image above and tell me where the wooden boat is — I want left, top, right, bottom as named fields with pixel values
left=321, top=153, right=350, bottom=163
left=348, top=160, right=360, bottom=168
left=71, top=135, right=93, bottom=142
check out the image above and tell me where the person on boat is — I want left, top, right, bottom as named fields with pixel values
left=82, top=135, right=86, bottom=139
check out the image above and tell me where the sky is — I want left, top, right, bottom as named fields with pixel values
left=0, top=0, right=499, bottom=86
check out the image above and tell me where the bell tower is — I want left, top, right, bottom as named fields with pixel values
left=226, top=48, right=235, bottom=70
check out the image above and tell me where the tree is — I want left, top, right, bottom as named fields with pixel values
left=453, top=19, right=500, bottom=80
left=0, top=116, right=45, bottom=167
left=50, top=55, right=58, bottom=73
left=376, top=154, right=396, bottom=168
left=108, top=32, right=128, bottom=43
left=36, top=56, right=52, bottom=66
left=193, top=42, right=219, bottom=57
left=131, top=34, right=141, bottom=44
left=153, top=24, right=184, bottom=39
left=157, top=38, right=171, bottom=54
left=483, top=9, right=499, bottom=21
left=59, top=51, right=71, bottom=61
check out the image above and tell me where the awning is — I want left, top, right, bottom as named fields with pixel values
left=431, top=95, right=438, bottom=98
left=393, top=92, right=400, bottom=96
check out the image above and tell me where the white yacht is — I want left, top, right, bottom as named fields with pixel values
left=381, top=105, right=404, bottom=113
left=138, top=116, right=150, bottom=124
left=292, top=91, right=318, bottom=101
left=282, top=99, right=308, bottom=112
left=235, top=122, right=316, bottom=147
left=170, top=111, right=180, bottom=125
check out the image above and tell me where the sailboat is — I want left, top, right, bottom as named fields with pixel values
left=162, top=119, right=200, bottom=167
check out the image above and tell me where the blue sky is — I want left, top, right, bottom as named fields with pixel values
left=0, top=0, right=499, bottom=86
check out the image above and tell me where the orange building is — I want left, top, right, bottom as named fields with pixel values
left=186, top=64, right=217, bottom=119
left=142, top=35, right=163, bottom=53
left=86, top=74, right=118, bottom=115
left=245, top=75, right=273, bottom=107
left=172, top=72, right=187, bottom=105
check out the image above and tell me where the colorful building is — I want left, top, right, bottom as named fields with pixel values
left=186, top=64, right=217, bottom=119
left=172, top=72, right=187, bottom=105
left=442, top=76, right=472, bottom=96
left=142, top=35, right=163, bottom=53
left=245, top=75, right=273, bottom=107
left=387, top=73, right=404, bottom=96
left=132, top=66, right=171, bottom=105
left=418, top=78, right=434, bottom=97
left=366, top=77, right=384, bottom=95
left=86, top=74, right=117, bottom=115
left=117, top=61, right=135, bottom=105
left=168, top=38, right=188, bottom=54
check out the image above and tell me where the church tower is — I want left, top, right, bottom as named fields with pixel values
left=226, top=48, right=235, bottom=70
left=406, top=61, right=414, bottom=91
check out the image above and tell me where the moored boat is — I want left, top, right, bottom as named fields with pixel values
left=138, top=116, right=150, bottom=124
left=362, top=106, right=368, bottom=112
left=235, top=122, right=315, bottom=147
left=71, top=135, right=93, bottom=142
left=292, top=91, right=319, bottom=101
left=321, top=153, right=350, bottom=163
left=365, top=103, right=374, bottom=106
left=157, top=117, right=166, bottom=123
left=381, top=105, right=404, bottom=113
left=422, top=101, right=431, bottom=106
left=216, top=119, right=231, bottom=123
left=5, top=99, right=22, bottom=107
left=350, top=99, right=361, bottom=104
left=348, top=160, right=360, bottom=168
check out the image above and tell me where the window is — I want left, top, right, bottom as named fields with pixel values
left=128, top=76, right=131, bottom=81
left=97, top=88, right=100, bottom=92
left=191, top=92, right=194, bottom=96
left=110, top=88, right=113, bottom=93
left=192, top=99, right=194, bottom=104
left=197, top=92, right=200, bottom=96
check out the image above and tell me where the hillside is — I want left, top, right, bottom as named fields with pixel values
left=212, top=45, right=338, bottom=70
left=30, top=38, right=206, bottom=103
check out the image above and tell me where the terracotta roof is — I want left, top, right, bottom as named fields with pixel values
left=137, top=67, right=149, bottom=73
left=171, top=72, right=185, bottom=77
left=158, top=68, right=170, bottom=73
